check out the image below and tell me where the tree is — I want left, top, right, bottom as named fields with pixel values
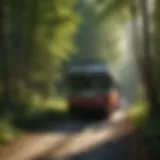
left=140, top=0, right=158, bottom=114
left=0, top=0, right=80, bottom=108
left=69, top=0, right=127, bottom=68
left=0, top=0, right=11, bottom=109
left=94, top=0, right=159, bottom=106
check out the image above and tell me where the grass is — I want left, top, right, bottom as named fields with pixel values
left=128, top=101, right=149, bottom=130
left=40, top=97, right=68, bottom=111
left=12, top=98, right=69, bottom=131
left=0, top=98, right=69, bottom=145
left=127, top=101, right=160, bottom=159
left=0, top=118, right=23, bottom=145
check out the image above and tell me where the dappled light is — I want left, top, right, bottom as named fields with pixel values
left=0, top=0, right=159, bottom=160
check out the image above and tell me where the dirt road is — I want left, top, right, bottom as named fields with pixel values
left=0, top=109, right=147, bottom=160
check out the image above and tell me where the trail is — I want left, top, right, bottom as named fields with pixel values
left=0, top=108, right=147, bottom=160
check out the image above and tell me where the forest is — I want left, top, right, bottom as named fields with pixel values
left=0, top=0, right=160, bottom=159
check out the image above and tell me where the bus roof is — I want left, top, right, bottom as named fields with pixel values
left=67, top=63, right=120, bottom=85
left=68, top=64, right=110, bottom=74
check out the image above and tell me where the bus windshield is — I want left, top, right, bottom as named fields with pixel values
left=68, top=74, right=113, bottom=94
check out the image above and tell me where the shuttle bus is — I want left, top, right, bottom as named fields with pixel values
left=66, top=63, right=120, bottom=117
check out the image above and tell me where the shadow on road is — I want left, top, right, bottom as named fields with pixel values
left=31, top=112, right=137, bottom=160
left=32, top=134, right=148, bottom=160
left=1, top=109, right=148, bottom=160
left=51, top=115, right=106, bottom=134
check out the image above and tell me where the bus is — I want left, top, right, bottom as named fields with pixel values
left=66, top=63, right=120, bottom=117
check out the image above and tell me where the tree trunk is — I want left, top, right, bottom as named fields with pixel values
left=152, top=0, right=160, bottom=115
left=140, top=0, right=159, bottom=115
left=0, top=0, right=11, bottom=109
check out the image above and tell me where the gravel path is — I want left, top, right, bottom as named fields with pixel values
left=0, top=109, right=148, bottom=160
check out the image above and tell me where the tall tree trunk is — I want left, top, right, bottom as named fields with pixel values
left=152, top=0, right=160, bottom=116
left=23, top=0, right=39, bottom=86
left=140, top=0, right=158, bottom=115
left=0, top=1, right=11, bottom=109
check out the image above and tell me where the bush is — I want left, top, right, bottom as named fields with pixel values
left=128, top=102, right=149, bottom=130
left=0, top=98, right=69, bottom=144
left=0, top=119, right=21, bottom=145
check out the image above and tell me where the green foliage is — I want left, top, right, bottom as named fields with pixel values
left=2, top=0, right=80, bottom=103
left=12, top=107, right=69, bottom=131
left=69, top=0, right=127, bottom=67
left=94, top=0, right=129, bottom=21
left=0, top=99, right=69, bottom=144
left=128, top=102, right=149, bottom=130
left=0, top=0, right=80, bottom=143
left=0, top=118, right=22, bottom=145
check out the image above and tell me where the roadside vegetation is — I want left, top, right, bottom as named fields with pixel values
left=128, top=101, right=149, bottom=131
left=0, top=98, right=68, bottom=145
left=0, top=1, right=160, bottom=159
